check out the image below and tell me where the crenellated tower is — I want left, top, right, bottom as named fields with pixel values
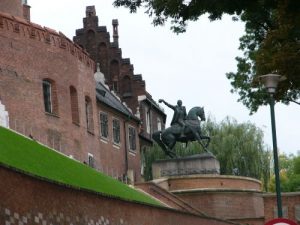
left=0, top=0, right=23, bottom=18
left=0, top=0, right=31, bottom=21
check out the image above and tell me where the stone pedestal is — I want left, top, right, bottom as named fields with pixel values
left=152, top=152, right=220, bottom=179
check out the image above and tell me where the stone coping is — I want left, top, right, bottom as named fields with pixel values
left=171, top=188, right=263, bottom=194
left=154, top=153, right=217, bottom=163
left=263, top=191, right=300, bottom=197
left=157, top=174, right=262, bottom=184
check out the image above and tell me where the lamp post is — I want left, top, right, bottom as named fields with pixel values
left=259, top=74, right=285, bottom=218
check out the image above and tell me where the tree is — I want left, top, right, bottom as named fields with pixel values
left=113, top=0, right=300, bottom=113
left=204, top=117, right=271, bottom=190
left=269, top=154, right=300, bottom=192
left=144, top=116, right=271, bottom=190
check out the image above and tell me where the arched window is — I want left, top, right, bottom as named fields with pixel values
left=85, top=96, right=94, bottom=132
left=86, top=30, right=95, bottom=51
left=70, top=86, right=79, bottom=125
left=87, top=30, right=95, bottom=41
left=42, top=79, right=58, bottom=115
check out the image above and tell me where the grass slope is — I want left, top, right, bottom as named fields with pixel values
left=0, top=126, right=160, bottom=206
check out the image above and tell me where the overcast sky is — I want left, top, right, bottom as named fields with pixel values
left=29, top=0, right=299, bottom=155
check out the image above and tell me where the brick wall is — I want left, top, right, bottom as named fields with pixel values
left=166, top=175, right=262, bottom=192
left=264, top=192, right=300, bottom=224
left=176, top=191, right=264, bottom=220
left=153, top=176, right=264, bottom=225
left=96, top=103, right=142, bottom=182
left=0, top=166, right=236, bottom=225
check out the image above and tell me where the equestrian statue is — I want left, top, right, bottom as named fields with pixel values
left=152, top=99, right=211, bottom=158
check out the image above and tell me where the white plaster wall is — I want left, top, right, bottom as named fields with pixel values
left=0, top=101, right=9, bottom=128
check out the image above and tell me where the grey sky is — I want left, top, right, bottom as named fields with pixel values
left=29, top=0, right=299, bottom=155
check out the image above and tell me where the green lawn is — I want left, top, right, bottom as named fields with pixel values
left=0, top=126, right=160, bottom=206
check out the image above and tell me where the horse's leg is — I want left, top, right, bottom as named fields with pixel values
left=190, top=127, right=208, bottom=152
left=168, top=135, right=177, bottom=150
left=161, top=132, right=177, bottom=158
left=152, top=131, right=169, bottom=155
left=200, top=135, right=211, bottom=148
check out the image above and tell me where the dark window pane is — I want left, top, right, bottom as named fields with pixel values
left=100, top=113, right=108, bottom=138
left=43, top=80, right=52, bottom=113
left=113, top=119, right=120, bottom=144
left=129, top=127, right=136, bottom=151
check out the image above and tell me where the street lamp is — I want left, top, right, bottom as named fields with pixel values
left=259, top=74, right=286, bottom=218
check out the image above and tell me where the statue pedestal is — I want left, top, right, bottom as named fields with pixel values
left=152, top=152, right=220, bottom=179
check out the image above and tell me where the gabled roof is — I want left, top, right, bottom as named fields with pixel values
left=95, top=82, right=139, bottom=122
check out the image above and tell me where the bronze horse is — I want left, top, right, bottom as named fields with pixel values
left=152, top=106, right=210, bottom=158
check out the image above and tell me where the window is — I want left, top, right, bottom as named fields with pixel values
left=157, top=118, right=162, bottom=131
left=110, top=59, right=119, bottom=93
left=43, top=80, right=52, bottom=113
left=42, top=79, right=58, bottom=115
left=113, top=81, right=118, bottom=92
left=146, top=108, right=151, bottom=134
left=128, top=126, right=136, bottom=151
left=85, top=96, right=94, bottom=132
left=88, top=153, right=94, bottom=168
left=100, top=112, right=108, bottom=139
left=113, top=119, right=120, bottom=144
left=70, top=86, right=79, bottom=124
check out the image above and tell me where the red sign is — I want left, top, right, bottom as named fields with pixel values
left=265, top=218, right=297, bottom=225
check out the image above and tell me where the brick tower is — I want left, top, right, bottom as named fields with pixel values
left=0, top=0, right=23, bottom=18
left=74, top=6, right=166, bottom=153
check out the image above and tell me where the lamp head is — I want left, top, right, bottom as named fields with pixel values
left=258, top=74, right=286, bottom=94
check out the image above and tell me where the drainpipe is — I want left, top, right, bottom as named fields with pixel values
left=123, top=115, right=130, bottom=182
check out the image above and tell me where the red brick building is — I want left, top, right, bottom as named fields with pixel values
left=0, top=0, right=142, bottom=182
left=73, top=6, right=167, bottom=160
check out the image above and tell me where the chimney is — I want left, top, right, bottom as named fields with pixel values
left=86, top=6, right=96, bottom=17
left=84, top=6, right=98, bottom=28
left=112, top=19, right=119, bottom=47
left=23, top=0, right=31, bottom=22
